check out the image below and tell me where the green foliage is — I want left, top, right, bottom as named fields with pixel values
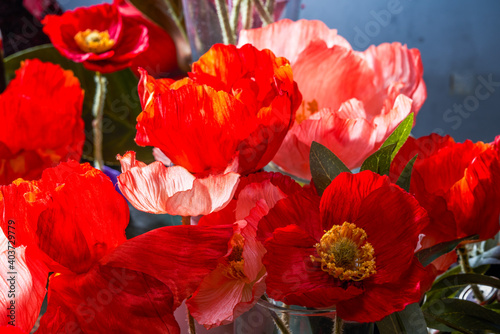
left=309, top=141, right=350, bottom=195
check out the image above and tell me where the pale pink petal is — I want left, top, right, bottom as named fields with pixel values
left=240, top=221, right=266, bottom=282
left=238, top=19, right=351, bottom=64
left=273, top=100, right=377, bottom=178
left=0, top=230, right=47, bottom=332
left=371, top=94, right=413, bottom=144
left=235, top=180, right=287, bottom=221
left=152, top=147, right=173, bottom=166
left=117, top=151, right=240, bottom=216
left=358, top=43, right=426, bottom=115
left=292, top=41, right=375, bottom=112
left=187, top=269, right=246, bottom=329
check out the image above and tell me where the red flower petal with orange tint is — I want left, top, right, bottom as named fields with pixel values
left=42, top=3, right=148, bottom=73
left=135, top=44, right=301, bottom=175
left=1, top=229, right=48, bottom=333
left=37, top=224, right=234, bottom=333
left=391, top=134, right=500, bottom=274
left=1, top=161, right=129, bottom=274
left=0, top=59, right=84, bottom=185
left=117, top=151, right=240, bottom=216
left=0, top=326, right=29, bottom=334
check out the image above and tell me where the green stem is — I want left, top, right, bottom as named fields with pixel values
left=262, top=296, right=291, bottom=334
left=162, top=0, right=189, bottom=44
left=187, top=308, right=197, bottom=334
left=241, top=0, right=253, bottom=29
left=92, top=72, right=107, bottom=170
left=215, top=0, right=236, bottom=45
left=333, top=314, right=344, bottom=334
left=252, top=0, right=273, bottom=26
left=182, top=216, right=191, bottom=225
left=457, top=246, right=485, bottom=303
left=230, top=0, right=243, bottom=34
left=266, top=0, right=275, bottom=16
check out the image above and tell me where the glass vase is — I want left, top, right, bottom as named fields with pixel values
left=182, top=0, right=301, bottom=61
left=234, top=298, right=375, bottom=334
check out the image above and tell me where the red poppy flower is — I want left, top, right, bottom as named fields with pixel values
left=1, top=161, right=235, bottom=332
left=136, top=43, right=301, bottom=175
left=0, top=326, right=29, bottom=334
left=258, top=171, right=429, bottom=322
left=119, top=44, right=301, bottom=216
left=186, top=172, right=302, bottom=328
left=37, top=224, right=234, bottom=333
left=390, top=134, right=500, bottom=273
left=114, top=0, right=178, bottom=77
left=0, top=59, right=84, bottom=185
left=239, top=19, right=426, bottom=179
left=42, top=3, right=149, bottom=73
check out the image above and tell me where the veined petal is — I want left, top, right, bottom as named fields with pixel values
left=117, top=152, right=240, bottom=216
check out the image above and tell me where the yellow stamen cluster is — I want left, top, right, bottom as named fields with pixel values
left=311, top=222, right=376, bottom=281
left=74, top=29, right=115, bottom=54
left=221, top=234, right=246, bottom=280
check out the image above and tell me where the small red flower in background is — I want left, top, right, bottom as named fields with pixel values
left=186, top=172, right=303, bottom=328
left=114, top=0, right=178, bottom=77
left=240, top=19, right=426, bottom=179
left=258, top=171, right=429, bottom=322
left=42, top=3, right=149, bottom=73
left=0, top=59, right=84, bottom=185
left=118, top=44, right=301, bottom=216
left=390, top=134, right=500, bottom=273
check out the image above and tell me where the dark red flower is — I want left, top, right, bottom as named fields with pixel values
left=390, top=134, right=500, bottom=273
left=42, top=3, right=149, bottom=73
left=114, top=0, right=178, bottom=77
left=135, top=43, right=301, bottom=175
left=0, top=59, right=84, bottom=185
left=258, top=171, right=429, bottom=322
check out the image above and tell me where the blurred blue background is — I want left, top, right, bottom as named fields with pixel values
left=62, top=0, right=500, bottom=143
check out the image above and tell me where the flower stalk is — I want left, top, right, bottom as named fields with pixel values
left=252, top=0, right=273, bottom=26
left=182, top=216, right=191, bottom=225
left=333, top=315, right=344, bottom=334
left=262, top=296, right=291, bottom=334
left=92, top=72, right=107, bottom=170
left=457, top=246, right=485, bottom=303
left=215, top=0, right=236, bottom=44
left=187, top=308, right=197, bottom=334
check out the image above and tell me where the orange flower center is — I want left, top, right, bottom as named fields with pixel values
left=296, top=99, right=319, bottom=124
left=311, top=222, right=376, bottom=281
left=221, top=234, right=246, bottom=280
left=74, top=29, right=115, bottom=54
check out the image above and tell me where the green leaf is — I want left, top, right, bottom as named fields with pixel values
left=423, top=299, right=500, bottom=333
left=4, top=44, right=154, bottom=166
left=127, top=0, right=191, bottom=71
left=376, top=303, right=428, bottom=334
left=381, top=113, right=414, bottom=161
left=309, top=141, right=351, bottom=196
left=396, top=154, right=418, bottom=192
left=415, top=235, right=479, bottom=267
left=360, top=143, right=396, bottom=175
left=430, top=273, right=500, bottom=292
left=424, top=265, right=489, bottom=302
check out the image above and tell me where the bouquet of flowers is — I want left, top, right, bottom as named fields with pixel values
left=1, top=1, right=499, bottom=333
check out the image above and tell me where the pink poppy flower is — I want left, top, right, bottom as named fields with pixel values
left=186, top=172, right=303, bottom=328
left=239, top=19, right=426, bottom=178
left=117, top=151, right=240, bottom=216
